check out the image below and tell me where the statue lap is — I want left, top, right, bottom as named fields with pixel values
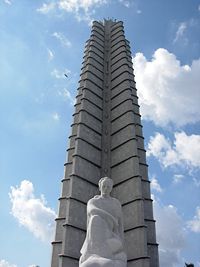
left=79, top=190, right=127, bottom=267
left=81, top=256, right=126, bottom=267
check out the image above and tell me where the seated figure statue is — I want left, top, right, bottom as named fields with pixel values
left=79, top=177, right=127, bottom=267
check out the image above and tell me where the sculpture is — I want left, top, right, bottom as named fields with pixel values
left=79, top=177, right=127, bottom=267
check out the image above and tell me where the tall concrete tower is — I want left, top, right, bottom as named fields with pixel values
left=51, top=19, right=159, bottom=267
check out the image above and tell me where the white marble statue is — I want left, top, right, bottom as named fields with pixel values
left=79, top=177, right=127, bottom=267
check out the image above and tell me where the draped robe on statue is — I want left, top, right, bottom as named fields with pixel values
left=79, top=195, right=127, bottom=267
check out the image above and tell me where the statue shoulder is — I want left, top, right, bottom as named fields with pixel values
left=93, top=195, right=101, bottom=199
left=111, top=197, right=122, bottom=207
left=87, top=195, right=100, bottom=204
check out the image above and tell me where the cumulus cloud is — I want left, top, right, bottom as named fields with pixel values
left=133, top=48, right=200, bottom=126
left=9, top=180, right=56, bottom=242
left=187, top=206, right=200, bottom=233
left=147, top=131, right=200, bottom=169
left=52, top=32, right=71, bottom=47
left=151, top=176, right=163, bottom=192
left=153, top=198, right=185, bottom=267
left=0, top=260, right=17, bottom=267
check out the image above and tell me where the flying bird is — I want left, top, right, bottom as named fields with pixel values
left=64, top=74, right=68, bottom=78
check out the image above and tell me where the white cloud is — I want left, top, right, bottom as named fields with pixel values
left=118, top=0, right=130, bottom=8
left=147, top=131, right=200, bottom=169
left=52, top=112, right=60, bottom=121
left=4, top=0, right=12, bottom=5
left=187, top=206, right=200, bottom=233
left=59, top=0, right=107, bottom=13
left=51, top=68, right=71, bottom=79
left=0, top=260, right=17, bottom=267
left=173, top=22, right=187, bottom=43
left=173, top=174, right=184, bottom=184
left=153, top=198, right=186, bottom=267
left=47, top=48, right=54, bottom=61
left=173, top=19, right=198, bottom=45
left=38, top=0, right=107, bottom=24
left=147, top=132, right=170, bottom=159
left=193, top=177, right=200, bottom=187
left=9, top=180, right=56, bottom=242
left=151, top=176, right=162, bottom=192
left=37, top=2, right=56, bottom=14
left=58, top=88, right=75, bottom=105
left=133, top=48, right=200, bottom=126
left=58, top=0, right=107, bottom=12
left=52, top=32, right=71, bottom=47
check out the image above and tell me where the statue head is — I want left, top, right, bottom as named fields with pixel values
left=98, top=177, right=113, bottom=195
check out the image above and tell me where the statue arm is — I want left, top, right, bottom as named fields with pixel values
left=90, top=207, right=118, bottom=225
left=118, top=215, right=124, bottom=241
left=117, top=204, right=124, bottom=242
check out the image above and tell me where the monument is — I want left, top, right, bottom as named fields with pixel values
left=51, top=19, right=159, bottom=267
left=79, top=177, right=127, bottom=267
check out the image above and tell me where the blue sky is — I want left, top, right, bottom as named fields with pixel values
left=0, top=0, right=200, bottom=267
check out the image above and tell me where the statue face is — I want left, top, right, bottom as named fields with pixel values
left=100, top=179, right=113, bottom=194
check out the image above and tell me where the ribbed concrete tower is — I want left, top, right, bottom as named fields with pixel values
left=51, top=19, right=159, bottom=267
